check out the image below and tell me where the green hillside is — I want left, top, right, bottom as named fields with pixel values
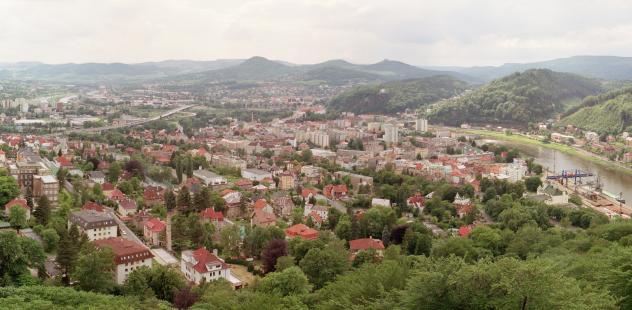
left=327, top=76, right=468, bottom=114
left=428, top=69, right=603, bottom=126
left=560, top=86, right=632, bottom=134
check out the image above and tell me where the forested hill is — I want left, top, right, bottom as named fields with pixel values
left=428, top=69, right=603, bottom=126
left=326, top=76, right=468, bottom=114
left=560, top=86, right=632, bottom=134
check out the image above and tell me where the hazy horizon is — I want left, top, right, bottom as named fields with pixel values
left=2, top=0, right=632, bottom=67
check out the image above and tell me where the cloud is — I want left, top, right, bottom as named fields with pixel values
left=1, top=0, right=632, bottom=66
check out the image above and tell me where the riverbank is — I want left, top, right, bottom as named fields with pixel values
left=460, top=129, right=632, bottom=177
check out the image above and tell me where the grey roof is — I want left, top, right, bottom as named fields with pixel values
left=69, top=210, right=116, bottom=229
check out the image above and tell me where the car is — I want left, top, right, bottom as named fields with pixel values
left=122, top=231, right=127, bottom=235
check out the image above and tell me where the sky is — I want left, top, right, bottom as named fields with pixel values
left=2, top=0, right=632, bottom=66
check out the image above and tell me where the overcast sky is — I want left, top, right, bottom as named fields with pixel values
left=1, top=0, right=632, bottom=66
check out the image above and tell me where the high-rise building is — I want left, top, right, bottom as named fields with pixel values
left=383, top=124, right=399, bottom=144
left=415, top=118, right=428, bottom=132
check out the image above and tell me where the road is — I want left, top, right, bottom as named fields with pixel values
left=49, top=104, right=197, bottom=136
left=103, top=207, right=144, bottom=245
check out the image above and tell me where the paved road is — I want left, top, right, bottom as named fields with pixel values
left=103, top=207, right=144, bottom=245
left=48, top=104, right=197, bottom=136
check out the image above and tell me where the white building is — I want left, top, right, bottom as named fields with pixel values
left=383, top=124, right=399, bottom=144
left=241, top=168, right=272, bottom=181
left=193, top=169, right=228, bottom=186
left=94, top=237, right=153, bottom=284
left=501, top=159, right=528, bottom=182
left=415, top=118, right=428, bottom=132
left=68, top=210, right=118, bottom=241
left=309, top=131, right=330, bottom=148
left=181, top=248, right=240, bottom=286
left=303, top=204, right=329, bottom=221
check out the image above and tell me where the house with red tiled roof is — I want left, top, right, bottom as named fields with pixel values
left=349, top=237, right=385, bottom=256
left=83, top=201, right=105, bottom=213
left=143, top=217, right=165, bottom=246
left=118, top=198, right=137, bottom=217
left=323, top=184, right=348, bottom=200
left=458, top=225, right=473, bottom=237
left=200, top=208, right=224, bottom=228
left=251, top=208, right=277, bottom=227
left=107, top=188, right=126, bottom=202
left=285, top=223, right=319, bottom=240
left=143, top=186, right=165, bottom=206
left=406, top=193, right=425, bottom=211
left=301, top=188, right=319, bottom=201
left=454, top=193, right=474, bottom=218
left=234, top=179, right=253, bottom=190
left=93, top=237, right=153, bottom=284
left=4, top=198, right=30, bottom=220
left=180, top=247, right=240, bottom=287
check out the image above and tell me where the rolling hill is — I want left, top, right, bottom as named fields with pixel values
left=327, top=76, right=468, bottom=114
left=428, top=69, right=603, bottom=126
left=432, top=56, right=632, bottom=82
left=0, top=56, right=477, bottom=85
left=560, top=86, right=632, bottom=134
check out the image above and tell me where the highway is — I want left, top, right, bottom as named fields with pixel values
left=50, top=104, right=197, bottom=136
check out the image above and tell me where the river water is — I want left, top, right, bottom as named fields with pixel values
left=482, top=139, right=632, bottom=203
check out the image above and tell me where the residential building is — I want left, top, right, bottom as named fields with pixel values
left=93, top=237, right=153, bottom=284
left=68, top=210, right=118, bottom=241
left=349, top=237, right=385, bottom=256
left=181, top=247, right=240, bottom=287
left=241, top=168, right=272, bottom=181
left=33, top=174, right=59, bottom=207
left=383, top=124, right=398, bottom=144
left=415, top=118, right=428, bottom=132
left=278, top=173, right=295, bottom=190
left=88, top=171, right=106, bottom=184
left=143, top=217, right=165, bottom=247
left=285, top=223, right=319, bottom=240
left=4, top=198, right=30, bottom=220
left=193, top=169, right=228, bottom=186
left=200, top=208, right=224, bottom=228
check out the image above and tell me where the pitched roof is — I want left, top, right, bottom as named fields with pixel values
left=349, top=238, right=385, bottom=251
left=200, top=208, right=224, bottom=221
left=5, top=198, right=28, bottom=211
left=83, top=201, right=105, bottom=212
left=93, top=237, right=153, bottom=264
left=144, top=217, right=166, bottom=233
left=187, top=247, right=228, bottom=273
left=253, top=199, right=268, bottom=210
left=285, top=224, right=319, bottom=240
left=119, top=198, right=137, bottom=210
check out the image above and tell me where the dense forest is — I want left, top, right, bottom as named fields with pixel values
left=561, top=86, right=632, bottom=134
left=428, top=69, right=603, bottom=126
left=327, top=76, right=468, bottom=114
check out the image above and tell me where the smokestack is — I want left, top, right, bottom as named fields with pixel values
left=166, top=211, right=173, bottom=252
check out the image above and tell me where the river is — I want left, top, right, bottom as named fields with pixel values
left=481, top=139, right=632, bottom=203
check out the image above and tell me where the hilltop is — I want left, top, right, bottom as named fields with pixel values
left=327, top=75, right=468, bottom=114
left=433, top=56, right=632, bottom=81
left=561, top=86, right=632, bottom=134
left=428, top=69, right=603, bottom=126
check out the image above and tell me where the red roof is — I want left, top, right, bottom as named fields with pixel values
left=253, top=199, right=268, bottom=210
left=234, top=179, right=253, bottom=187
left=308, top=211, right=323, bottom=223
left=83, top=201, right=105, bottom=212
left=143, top=186, right=164, bottom=202
left=189, top=247, right=228, bottom=273
left=458, top=225, right=473, bottom=237
left=119, top=198, right=137, bottom=210
left=349, top=238, right=385, bottom=251
left=301, top=188, right=318, bottom=199
left=252, top=208, right=276, bottom=225
left=200, top=208, right=224, bottom=221
left=93, top=237, right=153, bottom=264
left=5, top=198, right=28, bottom=211
left=285, top=224, right=319, bottom=240
left=145, top=217, right=166, bottom=233
left=102, top=182, right=115, bottom=191
left=108, top=189, right=126, bottom=201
